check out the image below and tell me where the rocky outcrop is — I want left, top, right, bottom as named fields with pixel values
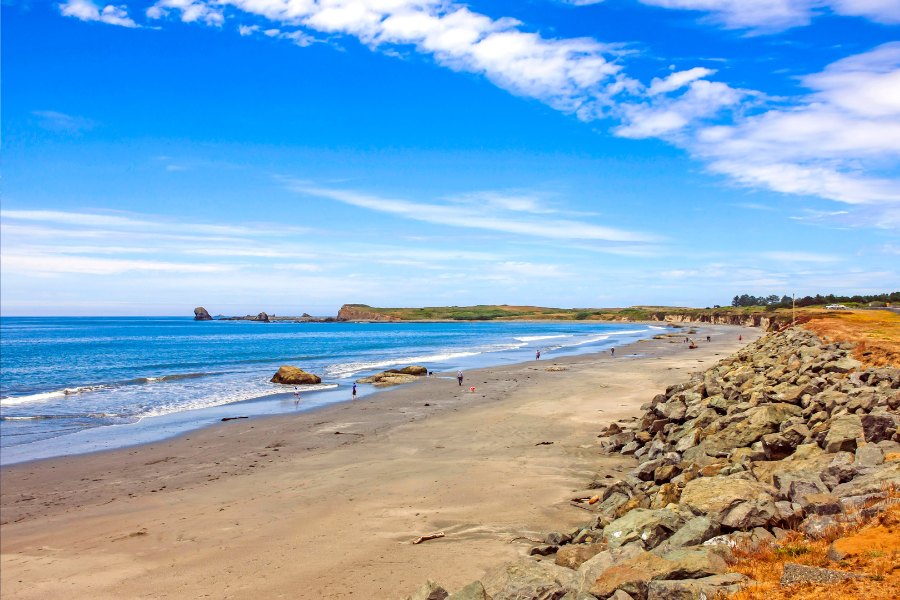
left=404, top=326, right=900, bottom=600
left=257, top=312, right=270, bottom=323
left=337, top=304, right=400, bottom=322
left=356, top=366, right=428, bottom=386
left=270, top=366, right=322, bottom=385
left=194, top=306, right=213, bottom=321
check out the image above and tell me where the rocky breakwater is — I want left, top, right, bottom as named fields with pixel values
left=357, top=366, right=427, bottom=386
left=404, top=327, right=899, bottom=600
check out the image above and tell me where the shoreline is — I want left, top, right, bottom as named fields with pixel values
left=0, top=323, right=761, bottom=600
left=0, top=320, right=666, bottom=466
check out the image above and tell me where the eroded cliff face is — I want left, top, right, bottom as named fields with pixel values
left=651, top=312, right=792, bottom=331
left=336, top=304, right=400, bottom=322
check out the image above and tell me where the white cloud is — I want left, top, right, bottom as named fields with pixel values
left=32, top=110, right=95, bottom=133
left=291, top=183, right=659, bottom=243
left=647, top=67, right=716, bottom=96
left=59, top=0, right=139, bottom=27
left=146, top=0, right=224, bottom=26
left=760, top=251, right=841, bottom=263
left=636, top=0, right=900, bottom=32
left=691, top=42, right=900, bottom=205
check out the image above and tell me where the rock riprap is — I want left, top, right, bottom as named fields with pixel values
left=270, top=366, right=321, bottom=385
left=405, top=326, right=899, bottom=600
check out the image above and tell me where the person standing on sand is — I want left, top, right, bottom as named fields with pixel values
left=707, top=335, right=711, bottom=342
left=536, top=350, right=541, bottom=360
left=293, top=388, right=301, bottom=406
left=352, top=383, right=357, bottom=400
left=456, top=370, right=464, bottom=386
left=610, top=347, right=615, bottom=357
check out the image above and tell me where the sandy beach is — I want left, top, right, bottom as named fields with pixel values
left=0, top=324, right=761, bottom=600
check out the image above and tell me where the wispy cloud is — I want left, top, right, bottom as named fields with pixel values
left=59, top=0, right=139, bottom=28
left=32, top=110, right=95, bottom=134
left=290, top=182, right=659, bottom=243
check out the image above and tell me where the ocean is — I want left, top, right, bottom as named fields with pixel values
left=0, top=317, right=660, bottom=464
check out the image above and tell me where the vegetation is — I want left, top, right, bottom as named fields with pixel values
left=731, top=291, right=899, bottom=308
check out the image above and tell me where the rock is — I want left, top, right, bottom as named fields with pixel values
left=572, top=546, right=644, bottom=596
left=546, top=532, right=573, bottom=546
left=603, top=509, right=683, bottom=550
left=646, top=573, right=748, bottom=600
left=855, top=444, right=885, bottom=466
left=798, top=514, right=842, bottom=539
left=658, top=547, right=727, bottom=579
left=831, top=462, right=900, bottom=497
left=779, top=562, right=864, bottom=585
left=530, top=545, right=559, bottom=556
left=446, top=581, right=489, bottom=600
left=356, top=369, right=422, bottom=386
left=555, top=543, right=607, bottom=569
left=861, top=413, right=898, bottom=443
left=407, top=580, right=449, bottom=600
left=256, top=311, right=270, bottom=322
left=398, top=365, right=428, bottom=376
left=679, top=477, right=777, bottom=529
left=703, top=404, right=801, bottom=456
left=823, top=414, right=864, bottom=453
left=193, top=306, right=213, bottom=320
left=650, top=483, right=682, bottom=509
left=482, top=558, right=573, bottom=600
left=589, top=551, right=676, bottom=600
left=608, top=591, right=634, bottom=600
left=653, top=517, right=719, bottom=553
left=270, top=366, right=322, bottom=385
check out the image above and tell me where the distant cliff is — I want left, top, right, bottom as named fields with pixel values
left=336, top=304, right=401, bottom=322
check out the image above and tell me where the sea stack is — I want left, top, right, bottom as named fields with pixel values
left=194, top=306, right=213, bottom=321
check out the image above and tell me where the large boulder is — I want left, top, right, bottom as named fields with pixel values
left=406, top=580, right=449, bottom=600
left=193, top=306, right=212, bottom=320
left=823, top=414, right=864, bottom=453
left=679, top=477, right=778, bottom=529
left=589, top=552, right=677, bottom=600
left=257, top=311, right=270, bottom=322
left=646, top=573, right=748, bottom=600
left=703, top=404, right=801, bottom=456
left=572, top=546, right=645, bottom=596
left=482, top=558, right=573, bottom=600
left=603, top=509, right=683, bottom=550
left=356, top=367, right=426, bottom=386
left=271, top=366, right=322, bottom=385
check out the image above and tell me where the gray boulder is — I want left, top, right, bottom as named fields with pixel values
left=482, top=558, right=574, bottom=600
left=446, top=581, right=489, bottom=600
left=679, top=477, right=777, bottom=529
left=823, top=414, right=864, bottom=453
left=646, top=573, right=748, bottom=600
left=603, top=509, right=683, bottom=550
left=407, top=580, right=449, bottom=600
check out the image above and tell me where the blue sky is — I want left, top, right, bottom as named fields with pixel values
left=2, top=0, right=898, bottom=315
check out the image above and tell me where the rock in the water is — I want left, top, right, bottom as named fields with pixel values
left=679, top=477, right=777, bottom=529
left=257, top=311, right=270, bottom=322
left=193, top=306, right=212, bottom=320
left=779, top=562, right=863, bottom=585
left=356, top=366, right=428, bottom=386
left=406, top=580, right=449, bottom=600
left=482, top=558, right=574, bottom=600
left=270, top=366, right=322, bottom=385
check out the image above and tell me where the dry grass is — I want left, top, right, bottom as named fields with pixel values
left=800, top=309, right=900, bottom=368
left=726, top=491, right=900, bottom=600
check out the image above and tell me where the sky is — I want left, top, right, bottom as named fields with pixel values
left=2, top=0, right=899, bottom=316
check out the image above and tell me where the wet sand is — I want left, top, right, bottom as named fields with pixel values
left=0, top=324, right=761, bottom=599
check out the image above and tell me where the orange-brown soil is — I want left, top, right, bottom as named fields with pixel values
left=727, top=496, right=900, bottom=600
left=801, top=309, right=900, bottom=368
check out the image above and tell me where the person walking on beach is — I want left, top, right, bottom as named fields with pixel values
left=293, top=388, right=301, bottom=406
left=536, top=350, right=541, bottom=360
left=456, top=370, right=464, bottom=386
left=610, top=347, right=615, bottom=357
left=352, top=383, right=357, bottom=400
left=706, top=335, right=711, bottom=342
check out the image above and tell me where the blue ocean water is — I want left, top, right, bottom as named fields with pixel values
left=0, top=317, right=659, bottom=463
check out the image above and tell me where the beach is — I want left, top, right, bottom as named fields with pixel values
left=0, top=324, right=760, bottom=600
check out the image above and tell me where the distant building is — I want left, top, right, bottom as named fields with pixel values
left=825, top=304, right=850, bottom=310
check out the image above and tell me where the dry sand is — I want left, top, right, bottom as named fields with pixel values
left=0, top=324, right=761, bottom=599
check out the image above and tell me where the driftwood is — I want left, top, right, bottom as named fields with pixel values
left=535, top=441, right=554, bottom=446
left=411, top=531, right=445, bottom=544
left=221, top=416, right=248, bottom=421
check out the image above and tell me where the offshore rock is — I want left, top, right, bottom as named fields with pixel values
left=193, top=306, right=213, bottom=320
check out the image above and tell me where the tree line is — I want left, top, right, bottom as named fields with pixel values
left=729, top=291, right=900, bottom=308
